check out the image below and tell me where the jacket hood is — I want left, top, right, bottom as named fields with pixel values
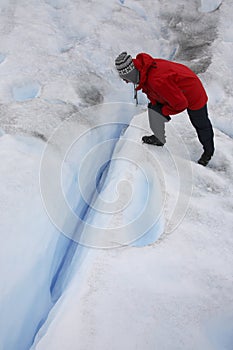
left=133, top=53, right=156, bottom=90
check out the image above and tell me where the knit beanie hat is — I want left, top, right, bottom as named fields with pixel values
left=115, top=52, right=139, bottom=84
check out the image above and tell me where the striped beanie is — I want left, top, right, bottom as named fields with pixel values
left=115, top=52, right=139, bottom=84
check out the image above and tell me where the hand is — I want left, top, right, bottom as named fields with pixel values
left=148, top=102, right=171, bottom=121
left=148, top=102, right=164, bottom=114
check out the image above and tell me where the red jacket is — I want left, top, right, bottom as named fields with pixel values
left=133, top=53, right=208, bottom=116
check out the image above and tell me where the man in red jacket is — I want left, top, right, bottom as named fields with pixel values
left=115, top=52, right=215, bottom=166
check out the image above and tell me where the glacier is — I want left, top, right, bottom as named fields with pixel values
left=0, top=0, right=233, bottom=350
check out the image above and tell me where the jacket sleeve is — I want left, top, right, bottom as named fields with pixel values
left=154, top=75, right=189, bottom=116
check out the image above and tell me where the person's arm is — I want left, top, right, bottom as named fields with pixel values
left=154, top=75, right=188, bottom=116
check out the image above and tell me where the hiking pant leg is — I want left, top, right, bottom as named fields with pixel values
left=187, top=104, right=215, bottom=156
left=148, top=105, right=168, bottom=144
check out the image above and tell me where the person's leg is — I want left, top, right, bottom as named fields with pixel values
left=142, top=103, right=170, bottom=145
left=187, top=104, right=215, bottom=157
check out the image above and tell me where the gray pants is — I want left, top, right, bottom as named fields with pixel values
left=148, top=107, right=170, bottom=144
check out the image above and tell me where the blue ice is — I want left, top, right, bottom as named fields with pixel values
left=0, top=104, right=163, bottom=350
left=45, top=0, right=65, bottom=9
left=12, top=81, right=41, bottom=102
left=199, top=0, right=222, bottom=12
left=0, top=53, right=6, bottom=64
left=206, top=316, right=233, bottom=350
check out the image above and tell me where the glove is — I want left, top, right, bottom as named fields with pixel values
left=148, top=102, right=163, bottom=114
left=148, top=102, right=171, bottom=121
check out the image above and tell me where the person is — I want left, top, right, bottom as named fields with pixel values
left=115, top=52, right=215, bottom=166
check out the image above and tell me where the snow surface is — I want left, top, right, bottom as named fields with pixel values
left=0, top=0, right=233, bottom=350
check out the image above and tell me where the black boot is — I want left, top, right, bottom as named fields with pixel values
left=198, top=152, right=212, bottom=166
left=142, top=135, right=164, bottom=146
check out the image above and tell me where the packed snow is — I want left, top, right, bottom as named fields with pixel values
left=0, top=1, right=232, bottom=350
